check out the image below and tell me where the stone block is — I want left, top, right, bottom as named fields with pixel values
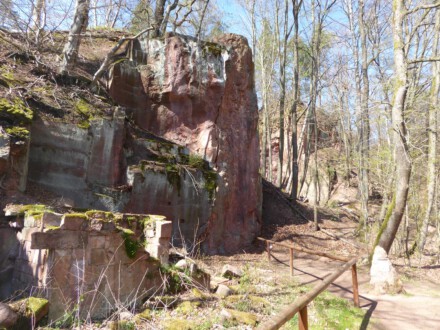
left=90, top=248, right=109, bottom=265
left=31, top=231, right=88, bottom=250
left=90, top=219, right=116, bottom=232
left=156, top=220, right=172, bottom=238
left=60, top=215, right=88, bottom=231
left=147, top=236, right=170, bottom=246
left=42, top=212, right=62, bottom=227
left=146, top=243, right=169, bottom=264
left=88, top=235, right=106, bottom=249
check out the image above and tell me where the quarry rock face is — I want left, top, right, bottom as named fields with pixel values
left=109, top=33, right=262, bottom=253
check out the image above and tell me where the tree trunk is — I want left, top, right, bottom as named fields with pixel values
left=377, top=0, right=411, bottom=254
left=359, top=0, right=370, bottom=231
left=151, top=0, right=166, bottom=37
left=419, top=11, right=440, bottom=252
left=60, top=0, right=90, bottom=73
left=276, top=0, right=289, bottom=188
left=289, top=0, right=301, bottom=199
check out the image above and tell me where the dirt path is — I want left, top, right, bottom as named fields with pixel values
left=261, top=181, right=440, bottom=329
left=269, top=249, right=440, bottom=329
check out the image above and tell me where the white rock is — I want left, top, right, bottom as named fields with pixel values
left=119, top=311, right=133, bottom=321
left=216, top=284, right=232, bottom=298
left=175, top=259, right=189, bottom=269
left=370, top=246, right=402, bottom=293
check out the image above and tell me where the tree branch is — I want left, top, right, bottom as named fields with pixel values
left=405, top=2, right=440, bottom=16
left=409, top=57, right=440, bottom=64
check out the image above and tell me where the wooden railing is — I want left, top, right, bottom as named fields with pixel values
left=256, top=237, right=360, bottom=330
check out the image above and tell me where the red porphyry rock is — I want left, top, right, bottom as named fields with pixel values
left=109, top=33, right=262, bottom=254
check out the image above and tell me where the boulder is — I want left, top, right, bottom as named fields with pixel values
left=216, top=284, right=233, bottom=298
left=221, top=264, right=244, bottom=279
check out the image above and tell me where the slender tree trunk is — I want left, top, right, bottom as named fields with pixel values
left=419, top=11, right=440, bottom=252
left=30, top=0, right=46, bottom=45
left=377, top=0, right=411, bottom=254
left=151, top=0, right=166, bottom=37
left=310, top=0, right=322, bottom=230
left=60, top=0, right=90, bottom=73
left=289, top=0, right=302, bottom=199
left=359, top=0, right=370, bottom=232
left=276, top=0, right=289, bottom=187
left=196, top=0, right=210, bottom=39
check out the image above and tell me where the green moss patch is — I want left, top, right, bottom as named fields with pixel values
left=202, top=42, right=225, bottom=57
left=162, top=318, right=195, bottom=330
left=0, top=97, right=33, bottom=139
left=74, top=98, right=95, bottom=129
left=175, top=301, right=201, bottom=315
left=202, top=170, right=217, bottom=201
left=224, top=308, right=258, bottom=326
left=134, top=308, right=152, bottom=322
left=19, top=204, right=53, bottom=217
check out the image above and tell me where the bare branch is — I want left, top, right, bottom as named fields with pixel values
left=408, top=57, right=440, bottom=64
left=404, top=2, right=440, bottom=16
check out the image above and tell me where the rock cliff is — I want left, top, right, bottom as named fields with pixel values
left=0, top=32, right=261, bottom=255
left=109, top=33, right=262, bottom=253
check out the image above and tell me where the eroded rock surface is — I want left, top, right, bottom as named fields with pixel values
left=109, top=33, right=262, bottom=253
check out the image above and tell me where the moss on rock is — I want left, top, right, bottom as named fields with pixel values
left=225, top=308, right=258, bottom=326
left=175, top=301, right=201, bottom=315
left=162, top=318, right=195, bottom=330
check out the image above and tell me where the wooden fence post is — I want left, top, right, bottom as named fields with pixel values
left=290, top=248, right=294, bottom=276
left=299, top=305, right=308, bottom=330
left=351, top=264, right=360, bottom=307
left=267, top=241, right=271, bottom=261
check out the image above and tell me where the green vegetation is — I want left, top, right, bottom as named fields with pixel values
left=188, top=154, right=206, bottom=169
left=159, top=264, right=191, bottom=293
left=18, top=204, right=53, bottom=217
left=26, top=297, right=49, bottom=318
left=202, top=170, right=217, bottom=201
left=121, top=231, right=143, bottom=258
left=165, top=163, right=182, bottom=193
left=0, top=66, right=21, bottom=86
left=109, top=320, right=135, bottom=330
left=313, top=291, right=365, bottom=329
left=0, top=97, right=33, bottom=139
left=202, top=42, right=224, bottom=57
left=74, top=98, right=96, bottom=129
left=175, top=301, right=201, bottom=315
left=162, top=318, right=195, bottom=330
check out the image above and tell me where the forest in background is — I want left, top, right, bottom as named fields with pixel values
left=1, top=0, right=440, bottom=272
